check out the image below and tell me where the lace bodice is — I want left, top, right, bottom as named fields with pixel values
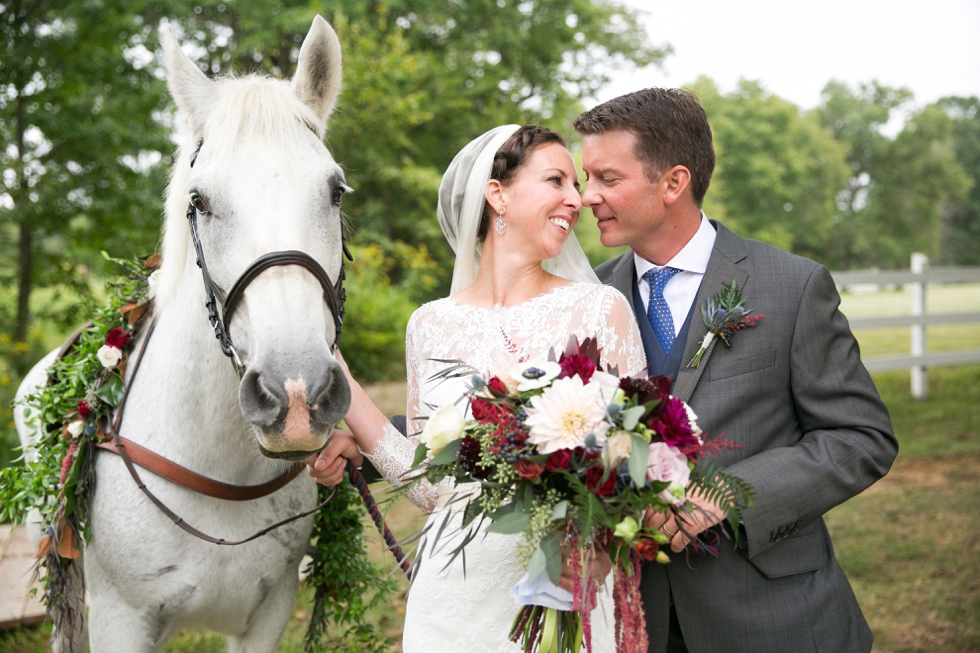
left=363, top=282, right=646, bottom=653
left=366, top=282, right=646, bottom=510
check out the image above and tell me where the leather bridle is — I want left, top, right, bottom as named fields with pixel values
left=185, top=138, right=352, bottom=377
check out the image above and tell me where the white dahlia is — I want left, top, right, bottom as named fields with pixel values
left=524, top=376, right=609, bottom=453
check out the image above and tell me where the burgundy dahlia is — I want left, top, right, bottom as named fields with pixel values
left=558, top=354, right=596, bottom=383
left=584, top=465, right=616, bottom=496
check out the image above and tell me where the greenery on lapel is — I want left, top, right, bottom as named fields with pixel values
left=0, top=254, right=393, bottom=653
left=687, top=279, right=764, bottom=368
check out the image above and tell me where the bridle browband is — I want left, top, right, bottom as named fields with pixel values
left=185, top=138, right=352, bottom=377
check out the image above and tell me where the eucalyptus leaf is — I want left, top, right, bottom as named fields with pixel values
left=621, top=405, right=646, bottom=431
left=551, top=500, right=568, bottom=521
left=486, top=511, right=530, bottom=534
left=527, top=546, right=547, bottom=582
left=429, top=438, right=462, bottom=465
left=542, top=533, right=562, bottom=585
left=411, top=442, right=429, bottom=467
left=628, top=434, right=649, bottom=486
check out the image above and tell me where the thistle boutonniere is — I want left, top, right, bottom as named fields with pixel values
left=687, top=279, right=764, bottom=368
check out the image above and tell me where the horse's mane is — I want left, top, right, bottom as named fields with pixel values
left=156, top=74, right=326, bottom=310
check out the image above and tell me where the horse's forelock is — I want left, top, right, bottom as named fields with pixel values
left=157, top=74, right=330, bottom=310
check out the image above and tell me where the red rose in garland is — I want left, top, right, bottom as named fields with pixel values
left=105, top=326, right=131, bottom=350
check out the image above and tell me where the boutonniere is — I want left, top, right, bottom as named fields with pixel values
left=687, top=279, right=764, bottom=368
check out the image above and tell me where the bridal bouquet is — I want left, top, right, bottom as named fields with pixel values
left=403, top=337, right=754, bottom=653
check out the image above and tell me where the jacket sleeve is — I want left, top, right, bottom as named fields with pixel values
left=723, top=264, right=898, bottom=558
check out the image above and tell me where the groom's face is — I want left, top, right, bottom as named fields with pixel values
left=581, top=130, right=665, bottom=251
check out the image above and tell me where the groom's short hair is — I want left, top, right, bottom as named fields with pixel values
left=573, top=88, right=715, bottom=206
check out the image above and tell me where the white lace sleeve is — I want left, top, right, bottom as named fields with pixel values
left=361, top=311, right=439, bottom=512
left=590, top=286, right=647, bottom=376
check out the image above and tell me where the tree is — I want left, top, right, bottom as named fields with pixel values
left=816, top=81, right=970, bottom=268
left=937, top=96, right=980, bottom=265
left=689, top=77, right=850, bottom=266
left=0, top=0, right=171, bottom=355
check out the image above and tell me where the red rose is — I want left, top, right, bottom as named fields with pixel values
left=584, top=465, right=616, bottom=496
left=487, top=376, right=508, bottom=395
left=472, top=397, right=503, bottom=423
left=558, top=354, right=596, bottom=383
left=634, top=538, right=660, bottom=561
left=105, top=326, right=131, bottom=350
left=515, top=459, right=544, bottom=482
left=77, top=400, right=91, bottom=420
left=545, top=449, right=573, bottom=471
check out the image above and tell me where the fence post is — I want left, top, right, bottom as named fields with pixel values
left=910, top=252, right=928, bottom=399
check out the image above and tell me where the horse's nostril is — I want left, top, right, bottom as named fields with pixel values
left=239, top=369, right=285, bottom=427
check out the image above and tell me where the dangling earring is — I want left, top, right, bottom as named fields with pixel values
left=495, top=209, right=506, bottom=236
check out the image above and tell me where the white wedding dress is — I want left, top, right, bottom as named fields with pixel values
left=364, top=282, right=646, bottom=653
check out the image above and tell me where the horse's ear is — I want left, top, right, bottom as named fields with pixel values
left=292, top=15, right=342, bottom=125
left=161, top=22, right=214, bottom=134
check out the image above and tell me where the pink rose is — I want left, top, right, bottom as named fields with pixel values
left=645, top=442, right=691, bottom=506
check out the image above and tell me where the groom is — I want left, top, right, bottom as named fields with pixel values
left=574, top=88, right=897, bottom=653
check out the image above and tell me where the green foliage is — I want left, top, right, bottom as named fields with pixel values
left=691, top=77, right=850, bottom=262
left=304, top=482, right=397, bottom=653
left=0, top=0, right=171, bottom=341
left=341, top=242, right=439, bottom=383
left=816, top=81, right=972, bottom=268
left=937, top=96, right=980, bottom=265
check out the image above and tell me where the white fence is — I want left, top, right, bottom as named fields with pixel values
left=831, top=253, right=980, bottom=399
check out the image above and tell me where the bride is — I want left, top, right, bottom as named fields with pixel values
left=309, top=124, right=646, bottom=651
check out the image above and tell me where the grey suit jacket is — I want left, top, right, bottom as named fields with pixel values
left=595, top=221, right=897, bottom=653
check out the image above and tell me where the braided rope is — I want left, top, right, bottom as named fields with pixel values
left=346, top=460, right=413, bottom=580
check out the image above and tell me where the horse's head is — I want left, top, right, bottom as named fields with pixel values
left=159, top=16, right=350, bottom=461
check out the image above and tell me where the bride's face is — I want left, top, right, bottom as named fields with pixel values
left=493, top=143, right=582, bottom=261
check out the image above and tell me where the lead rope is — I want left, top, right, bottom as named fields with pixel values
left=345, top=461, right=413, bottom=580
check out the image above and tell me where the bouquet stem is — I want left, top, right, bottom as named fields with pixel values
left=510, top=605, right=584, bottom=653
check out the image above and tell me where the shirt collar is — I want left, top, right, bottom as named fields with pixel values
left=635, top=213, right=717, bottom=281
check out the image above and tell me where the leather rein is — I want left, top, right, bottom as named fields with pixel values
left=93, top=137, right=354, bottom=545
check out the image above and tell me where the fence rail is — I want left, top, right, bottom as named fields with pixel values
left=830, top=253, right=980, bottom=398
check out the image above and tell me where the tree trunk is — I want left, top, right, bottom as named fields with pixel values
left=14, top=90, right=31, bottom=343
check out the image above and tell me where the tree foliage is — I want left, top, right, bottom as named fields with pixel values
left=691, top=77, right=850, bottom=263
left=0, top=0, right=171, bottom=350
left=816, top=81, right=971, bottom=269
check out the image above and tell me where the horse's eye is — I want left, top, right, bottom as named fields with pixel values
left=193, top=195, right=210, bottom=214
left=331, top=186, right=344, bottom=206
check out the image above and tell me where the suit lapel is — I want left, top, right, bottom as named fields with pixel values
left=673, top=222, right=749, bottom=403
left=608, top=254, right=637, bottom=313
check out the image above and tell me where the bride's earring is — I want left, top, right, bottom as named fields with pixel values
left=495, top=209, right=506, bottom=236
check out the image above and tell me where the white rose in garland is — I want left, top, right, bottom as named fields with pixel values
left=96, top=345, right=123, bottom=369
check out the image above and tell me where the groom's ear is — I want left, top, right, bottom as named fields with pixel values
left=661, top=165, right=693, bottom=207
left=486, top=180, right=506, bottom=214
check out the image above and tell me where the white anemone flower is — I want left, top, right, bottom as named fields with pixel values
left=524, top=375, right=609, bottom=453
left=509, top=360, right=561, bottom=392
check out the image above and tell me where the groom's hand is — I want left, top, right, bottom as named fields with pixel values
left=644, top=490, right=726, bottom=553
left=558, top=547, right=612, bottom=593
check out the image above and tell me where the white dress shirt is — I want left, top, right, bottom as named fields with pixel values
left=635, top=214, right=717, bottom=338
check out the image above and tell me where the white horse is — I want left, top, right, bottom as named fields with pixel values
left=15, top=15, right=350, bottom=652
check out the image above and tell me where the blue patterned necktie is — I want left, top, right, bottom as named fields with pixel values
left=644, top=267, right=681, bottom=353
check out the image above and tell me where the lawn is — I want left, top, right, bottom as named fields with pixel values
left=2, top=284, right=978, bottom=652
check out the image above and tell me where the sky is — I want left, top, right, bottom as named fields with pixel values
left=593, top=0, right=980, bottom=121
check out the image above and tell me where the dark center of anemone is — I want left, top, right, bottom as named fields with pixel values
left=522, top=367, right=547, bottom=380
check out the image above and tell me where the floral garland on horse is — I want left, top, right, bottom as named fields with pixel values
left=0, top=254, right=394, bottom=652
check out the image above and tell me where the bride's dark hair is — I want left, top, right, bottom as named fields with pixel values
left=478, top=125, right=568, bottom=241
